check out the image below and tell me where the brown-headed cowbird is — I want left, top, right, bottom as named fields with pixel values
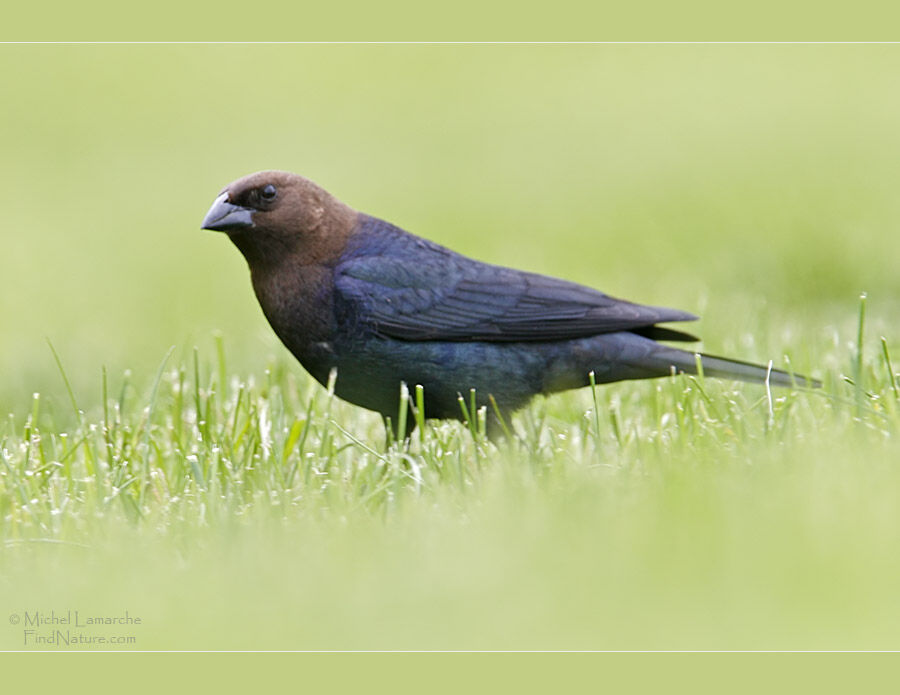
left=201, top=170, right=819, bottom=435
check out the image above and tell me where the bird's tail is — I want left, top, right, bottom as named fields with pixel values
left=650, top=346, right=821, bottom=389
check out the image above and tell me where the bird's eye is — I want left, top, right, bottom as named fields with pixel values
left=260, top=184, right=277, bottom=201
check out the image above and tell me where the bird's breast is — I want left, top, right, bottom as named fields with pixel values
left=250, top=262, right=339, bottom=366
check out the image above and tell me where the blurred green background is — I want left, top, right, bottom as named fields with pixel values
left=2, top=44, right=898, bottom=412
left=3, top=44, right=900, bottom=651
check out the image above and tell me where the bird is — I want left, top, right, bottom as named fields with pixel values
left=201, top=170, right=819, bottom=437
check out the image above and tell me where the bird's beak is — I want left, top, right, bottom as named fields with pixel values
left=201, top=193, right=254, bottom=232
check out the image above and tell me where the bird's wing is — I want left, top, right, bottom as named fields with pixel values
left=334, top=252, right=697, bottom=343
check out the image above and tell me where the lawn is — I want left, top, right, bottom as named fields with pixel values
left=2, top=44, right=900, bottom=650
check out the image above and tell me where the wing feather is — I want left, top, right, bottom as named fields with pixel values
left=335, top=237, right=696, bottom=343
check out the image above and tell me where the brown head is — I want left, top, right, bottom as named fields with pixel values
left=201, top=170, right=358, bottom=267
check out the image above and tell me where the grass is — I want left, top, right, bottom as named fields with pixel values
left=0, top=312, right=859, bottom=543
left=3, top=44, right=900, bottom=649
left=3, top=302, right=900, bottom=649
